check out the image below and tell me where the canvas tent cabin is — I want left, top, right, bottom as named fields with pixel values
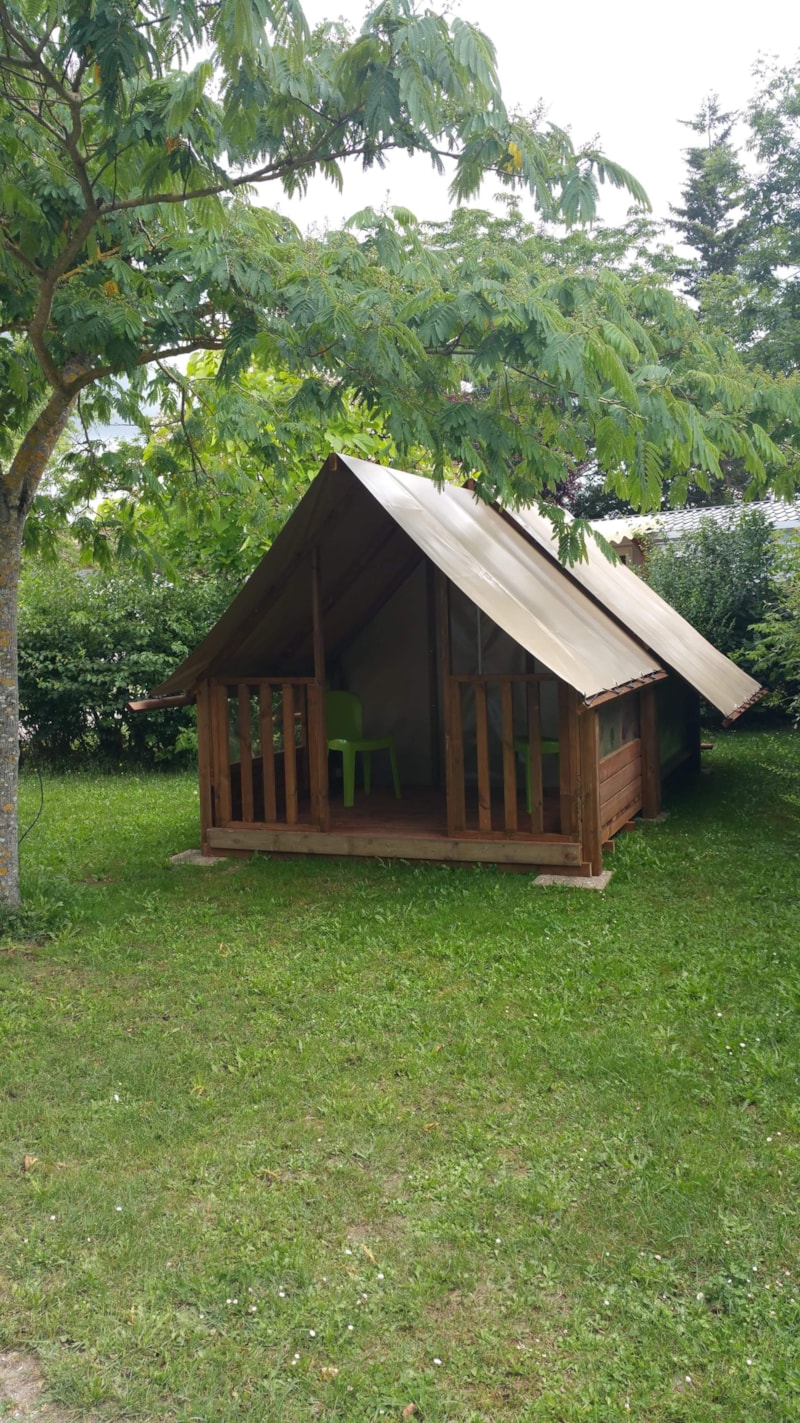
left=147, top=454, right=763, bottom=875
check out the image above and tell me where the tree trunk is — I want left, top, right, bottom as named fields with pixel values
left=0, top=506, right=26, bottom=909
left=0, top=375, right=82, bottom=909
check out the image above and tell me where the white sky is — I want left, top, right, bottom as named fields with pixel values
left=281, top=0, right=800, bottom=232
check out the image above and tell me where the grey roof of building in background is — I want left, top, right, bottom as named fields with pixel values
left=592, top=496, right=800, bottom=545
left=508, top=502, right=763, bottom=721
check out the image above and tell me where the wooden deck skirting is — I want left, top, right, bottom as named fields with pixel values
left=207, top=825, right=583, bottom=866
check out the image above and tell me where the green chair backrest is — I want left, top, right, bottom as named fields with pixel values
left=326, top=690, right=363, bottom=741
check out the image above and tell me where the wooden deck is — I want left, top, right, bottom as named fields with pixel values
left=207, top=784, right=583, bottom=868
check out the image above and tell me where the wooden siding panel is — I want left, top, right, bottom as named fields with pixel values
left=599, top=739, right=641, bottom=782
left=599, top=737, right=643, bottom=837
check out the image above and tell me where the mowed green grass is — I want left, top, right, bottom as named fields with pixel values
left=1, top=732, right=799, bottom=1422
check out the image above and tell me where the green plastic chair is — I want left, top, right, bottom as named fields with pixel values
left=326, top=691, right=401, bottom=809
left=514, top=737, right=560, bottom=814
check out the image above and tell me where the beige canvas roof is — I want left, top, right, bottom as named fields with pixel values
left=508, top=502, right=763, bottom=720
left=154, top=455, right=761, bottom=719
left=342, top=457, right=663, bottom=701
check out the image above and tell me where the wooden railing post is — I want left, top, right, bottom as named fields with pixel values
left=259, top=682, right=277, bottom=823
left=500, top=681, right=517, bottom=833
left=212, top=682, right=233, bottom=826
left=238, top=685, right=254, bottom=824
left=436, top=572, right=465, bottom=836
left=195, top=680, right=214, bottom=848
left=282, top=683, right=298, bottom=825
left=474, top=681, right=492, bottom=832
left=310, top=546, right=330, bottom=831
left=558, top=683, right=581, bottom=839
left=526, top=680, right=544, bottom=833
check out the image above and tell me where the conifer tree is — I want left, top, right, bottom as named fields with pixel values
left=669, top=96, right=748, bottom=300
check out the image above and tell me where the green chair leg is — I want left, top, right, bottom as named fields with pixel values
left=514, top=738, right=532, bottom=814
left=389, top=744, right=401, bottom=800
left=342, top=747, right=357, bottom=808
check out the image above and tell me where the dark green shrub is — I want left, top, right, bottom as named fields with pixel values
left=749, top=533, right=800, bottom=722
left=18, top=561, right=233, bottom=764
left=645, top=509, right=775, bottom=658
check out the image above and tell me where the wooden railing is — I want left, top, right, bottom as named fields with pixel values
left=210, top=678, right=328, bottom=829
left=446, top=673, right=557, bottom=836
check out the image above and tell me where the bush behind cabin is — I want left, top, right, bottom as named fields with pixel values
left=19, top=561, right=233, bottom=765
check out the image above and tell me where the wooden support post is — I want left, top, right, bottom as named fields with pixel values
left=686, top=687, right=702, bottom=774
left=282, top=683, right=298, bottom=825
left=558, top=683, right=581, bottom=838
left=640, top=684, right=662, bottom=819
left=238, top=684, right=254, bottom=823
left=474, top=681, right=492, bottom=833
left=500, top=681, right=518, bottom=833
left=527, top=680, right=544, bottom=833
left=195, top=681, right=214, bottom=849
left=578, top=706, right=603, bottom=876
left=436, top=572, right=465, bottom=836
left=259, top=682, right=277, bottom=823
left=426, top=561, right=442, bottom=788
left=212, top=682, right=232, bottom=826
left=310, top=546, right=330, bottom=830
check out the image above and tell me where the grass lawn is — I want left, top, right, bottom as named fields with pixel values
left=1, top=730, right=799, bottom=1421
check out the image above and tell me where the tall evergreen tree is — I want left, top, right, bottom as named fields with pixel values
left=669, top=96, right=747, bottom=300
left=738, top=57, right=800, bottom=372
